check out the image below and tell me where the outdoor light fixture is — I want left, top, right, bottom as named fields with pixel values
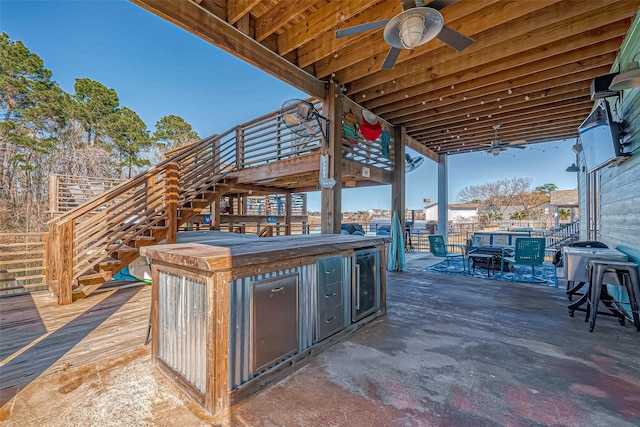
left=386, top=8, right=444, bottom=50
left=571, top=143, right=583, bottom=154
left=565, top=163, right=580, bottom=173
left=609, top=52, right=640, bottom=91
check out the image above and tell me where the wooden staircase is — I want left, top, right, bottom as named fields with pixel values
left=47, top=133, right=237, bottom=304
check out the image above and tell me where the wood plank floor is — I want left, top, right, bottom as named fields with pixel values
left=1, top=254, right=640, bottom=426
left=0, top=282, right=149, bottom=407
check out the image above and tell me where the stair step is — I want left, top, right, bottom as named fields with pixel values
left=76, top=270, right=109, bottom=286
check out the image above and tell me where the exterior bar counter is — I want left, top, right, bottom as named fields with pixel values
left=140, top=234, right=388, bottom=417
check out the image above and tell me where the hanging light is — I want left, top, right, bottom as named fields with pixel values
left=384, top=8, right=444, bottom=50
left=609, top=52, right=640, bottom=91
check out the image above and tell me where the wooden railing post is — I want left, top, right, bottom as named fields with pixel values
left=235, top=127, right=244, bottom=169
left=48, top=174, right=58, bottom=219
left=48, top=220, right=75, bottom=305
left=166, top=163, right=179, bottom=244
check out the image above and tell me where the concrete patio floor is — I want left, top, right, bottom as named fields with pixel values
left=1, top=253, right=639, bottom=426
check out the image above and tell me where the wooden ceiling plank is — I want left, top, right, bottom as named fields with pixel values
left=433, top=123, right=583, bottom=152
left=297, top=0, right=405, bottom=68
left=409, top=96, right=590, bottom=137
left=277, top=0, right=374, bottom=56
left=354, top=19, right=630, bottom=108
left=255, top=0, right=311, bottom=42
left=432, top=120, right=586, bottom=153
left=404, top=85, right=589, bottom=131
left=343, top=0, right=637, bottom=92
left=415, top=103, right=594, bottom=142
left=380, top=64, right=610, bottom=122
left=389, top=64, right=611, bottom=125
left=130, top=0, right=325, bottom=99
left=227, top=0, right=261, bottom=25
left=316, top=0, right=552, bottom=79
left=421, top=110, right=592, bottom=148
left=372, top=47, right=619, bottom=116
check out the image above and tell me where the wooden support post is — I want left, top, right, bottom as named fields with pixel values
left=321, top=83, right=342, bottom=234
left=48, top=174, right=58, bottom=218
left=212, top=193, right=222, bottom=231
left=285, top=192, right=292, bottom=235
left=392, top=126, right=406, bottom=236
left=166, top=162, right=179, bottom=244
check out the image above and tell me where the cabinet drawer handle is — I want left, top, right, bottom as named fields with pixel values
left=325, top=316, right=336, bottom=323
left=271, top=287, right=284, bottom=293
left=324, top=292, right=336, bottom=299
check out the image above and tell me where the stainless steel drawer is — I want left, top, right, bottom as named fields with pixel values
left=317, top=256, right=342, bottom=288
left=317, top=281, right=343, bottom=312
left=251, top=274, right=299, bottom=375
left=317, top=303, right=344, bottom=341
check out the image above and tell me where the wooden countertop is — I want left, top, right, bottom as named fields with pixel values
left=140, top=234, right=389, bottom=272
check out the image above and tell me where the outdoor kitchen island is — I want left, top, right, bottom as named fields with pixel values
left=140, top=234, right=388, bottom=417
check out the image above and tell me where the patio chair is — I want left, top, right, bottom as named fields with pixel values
left=502, top=237, right=546, bottom=282
left=428, top=234, right=466, bottom=272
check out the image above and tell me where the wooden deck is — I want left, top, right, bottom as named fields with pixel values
left=2, top=255, right=640, bottom=426
left=0, top=282, right=149, bottom=407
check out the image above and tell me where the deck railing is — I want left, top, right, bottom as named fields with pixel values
left=48, top=174, right=124, bottom=217
left=46, top=101, right=343, bottom=303
left=0, top=232, right=47, bottom=295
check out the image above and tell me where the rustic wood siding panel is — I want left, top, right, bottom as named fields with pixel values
left=598, top=15, right=640, bottom=262
left=158, top=271, right=207, bottom=393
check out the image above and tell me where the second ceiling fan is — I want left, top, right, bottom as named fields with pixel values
left=336, top=0, right=474, bottom=70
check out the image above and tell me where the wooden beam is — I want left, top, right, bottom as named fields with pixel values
left=236, top=153, right=321, bottom=183
left=404, top=134, right=438, bottom=163
left=130, top=0, right=325, bottom=99
left=277, top=0, right=374, bottom=56
left=341, top=159, right=392, bottom=184
left=226, top=0, right=260, bottom=25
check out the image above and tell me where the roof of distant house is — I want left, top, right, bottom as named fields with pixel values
left=425, top=203, right=479, bottom=210
left=550, top=189, right=578, bottom=207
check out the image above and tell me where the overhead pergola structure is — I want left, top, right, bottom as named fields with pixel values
left=132, top=0, right=640, bottom=236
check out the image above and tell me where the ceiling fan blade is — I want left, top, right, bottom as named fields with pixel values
left=336, top=20, right=389, bottom=38
left=426, top=0, right=460, bottom=10
left=436, top=25, right=474, bottom=51
left=381, top=47, right=401, bottom=70
left=401, top=0, right=417, bottom=10
left=509, top=145, right=527, bottom=149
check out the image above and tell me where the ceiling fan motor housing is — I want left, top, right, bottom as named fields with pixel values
left=384, top=8, right=444, bottom=49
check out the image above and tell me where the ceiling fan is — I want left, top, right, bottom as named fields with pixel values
left=281, top=99, right=329, bottom=146
left=335, top=0, right=474, bottom=70
left=483, top=124, right=527, bottom=156
left=405, top=153, right=424, bottom=172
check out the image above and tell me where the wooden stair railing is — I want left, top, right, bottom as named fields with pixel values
left=45, top=99, right=337, bottom=304
left=47, top=131, right=238, bottom=304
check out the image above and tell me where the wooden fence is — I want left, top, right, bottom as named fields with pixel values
left=0, top=232, right=47, bottom=296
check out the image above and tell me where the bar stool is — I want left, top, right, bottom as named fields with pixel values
left=587, top=260, right=640, bottom=332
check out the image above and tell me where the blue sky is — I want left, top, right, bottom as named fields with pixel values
left=1, top=0, right=579, bottom=212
